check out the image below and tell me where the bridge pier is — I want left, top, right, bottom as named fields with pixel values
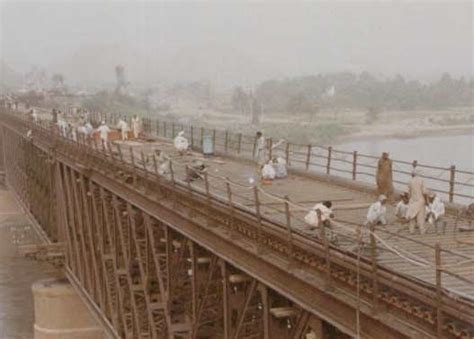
left=32, top=278, right=105, bottom=339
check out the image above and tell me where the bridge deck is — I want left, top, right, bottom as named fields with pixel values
left=124, top=138, right=474, bottom=299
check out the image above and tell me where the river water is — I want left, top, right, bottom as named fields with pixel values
left=337, top=133, right=474, bottom=171
left=335, top=133, right=474, bottom=204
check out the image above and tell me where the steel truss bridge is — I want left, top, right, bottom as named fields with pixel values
left=0, top=109, right=473, bottom=339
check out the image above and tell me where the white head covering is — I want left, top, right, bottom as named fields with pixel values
left=178, top=131, right=185, bottom=137
left=378, top=194, right=388, bottom=202
left=101, top=121, right=106, bottom=125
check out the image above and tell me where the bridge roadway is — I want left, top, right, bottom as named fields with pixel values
left=0, top=109, right=473, bottom=339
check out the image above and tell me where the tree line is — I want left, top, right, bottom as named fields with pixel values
left=232, top=72, right=473, bottom=115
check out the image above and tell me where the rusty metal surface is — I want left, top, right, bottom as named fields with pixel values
left=1, top=109, right=473, bottom=339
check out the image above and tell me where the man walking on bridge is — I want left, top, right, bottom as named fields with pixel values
left=406, top=169, right=427, bottom=234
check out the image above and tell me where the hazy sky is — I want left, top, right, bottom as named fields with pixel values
left=1, top=0, right=472, bottom=84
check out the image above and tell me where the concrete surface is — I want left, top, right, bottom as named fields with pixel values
left=0, top=187, right=59, bottom=339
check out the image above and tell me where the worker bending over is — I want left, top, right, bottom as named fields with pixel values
left=366, top=195, right=388, bottom=226
left=395, top=192, right=410, bottom=221
left=304, top=201, right=334, bottom=234
left=174, top=131, right=189, bottom=155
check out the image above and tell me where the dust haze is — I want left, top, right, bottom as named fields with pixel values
left=0, top=1, right=472, bottom=148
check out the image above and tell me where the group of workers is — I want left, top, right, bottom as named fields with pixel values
left=28, top=106, right=450, bottom=236
left=50, top=107, right=143, bottom=146
left=374, top=153, right=446, bottom=234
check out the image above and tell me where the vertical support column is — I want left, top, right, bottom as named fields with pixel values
left=190, top=126, right=194, bottom=149
left=449, top=165, right=456, bottom=203
left=259, top=284, right=270, bottom=339
left=220, top=261, right=230, bottom=339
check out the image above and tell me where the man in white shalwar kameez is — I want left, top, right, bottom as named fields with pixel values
left=426, top=192, right=445, bottom=233
left=395, top=193, right=410, bottom=220
left=117, top=119, right=129, bottom=141
left=255, top=131, right=266, bottom=166
left=366, top=195, right=388, bottom=225
left=57, top=119, right=68, bottom=138
left=131, top=115, right=141, bottom=139
left=174, top=131, right=189, bottom=155
left=406, top=169, right=428, bottom=234
left=303, top=201, right=334, bottom=234
left=97, top=121, right=111, bottom=149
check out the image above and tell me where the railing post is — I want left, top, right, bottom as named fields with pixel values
left=369, top=223, right=379, bottom=311
left=129, top=146, right=137, bottom=188
left=237, top=133, right=242, bottom=154
left=224, top=130, right=228, bottom=153
left=190, top=126, right=194, bottom=149
left=305, top=144, right=312, bottom=170
left=152, top=154, right=158, bottom=175
left=449, top=165, right=456, bottom=203
left=140, top=151, right=148, bottom=179
left=163, top=121, right=167, bottom=138
left=352, top=151, right=358, bottom=180
left=326, top=146, right=332, bottom=175
left=268, top=138, right=273, bottom=161
left=285, top=142, right=290, bottom=166
left=284, top=195, right=294, bottom=267
left=226, top=179, right=237, bottom=239
left=200, top=127, right=204, bottom=150
left=204, top=172, right=213, bottom=227
left=317, top=210, right=332, bottom=290
left=252, top=136, right=257, bottom=158
left=253, top=186, right=263, bottom=253
left=435, top=243, right=443, bottom=338
left=212, top=129, right=216, bottom=152
left=156, top=120, right=159, bottom=136
left=171, top=122, right=175, bottom=138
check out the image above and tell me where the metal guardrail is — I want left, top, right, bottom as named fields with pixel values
left=80, top=111, right=473, bottom=204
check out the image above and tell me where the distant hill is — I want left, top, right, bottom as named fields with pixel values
left=0, top=61, right=22, bottom=89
